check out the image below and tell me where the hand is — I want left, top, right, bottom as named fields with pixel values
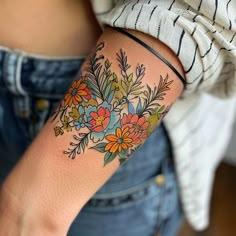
left=0, top=185, right=66, bottom=236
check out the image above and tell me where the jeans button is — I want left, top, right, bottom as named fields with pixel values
left=155, top=174, right=166, bottom=186
left=36, top=98, right=49, bottom=111
left=153, top=231, right=161, bottom=236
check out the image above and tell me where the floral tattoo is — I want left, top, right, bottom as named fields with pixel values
left=52, top=42, right=173, bottom=166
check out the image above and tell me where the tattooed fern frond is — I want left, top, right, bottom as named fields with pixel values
left=158, top=74, right=173, bottom=95
left=127, top=64, right=145, bottom=97
left=85, top=42, right=105, bottom=100
left=117, top=49, right=145, bottom=98
left=116, top=49, right=131, bottom=79
left=141, top=74, right=173, bottom=115
left=64, top=133, right=89, bottom=159
left=85, top=43, right=117, bottom=102
left=100, top=59, right=116, bottom=101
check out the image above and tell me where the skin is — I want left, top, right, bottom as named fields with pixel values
left=0, top=2, right=185, bottom=236
left=0, top=0, right=102, bottom=56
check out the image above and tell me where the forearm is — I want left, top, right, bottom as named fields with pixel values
left=0, top=27, right=184, bottom=234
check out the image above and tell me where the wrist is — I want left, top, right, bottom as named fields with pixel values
left=0, top=183, right=68, bottom=236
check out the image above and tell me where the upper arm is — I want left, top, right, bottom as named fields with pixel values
left=51, top=27, right=184, bottom=166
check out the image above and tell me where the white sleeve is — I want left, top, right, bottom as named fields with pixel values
left=98, top=0, right=236, bottom=98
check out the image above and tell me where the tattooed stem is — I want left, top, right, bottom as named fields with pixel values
left=51, top=104, right=67, bottom=122
left=64, top=133, right=90, bottom=159
left=112, top=99, right=123, bottom=110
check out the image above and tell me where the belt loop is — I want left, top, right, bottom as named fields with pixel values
left=15, top=51, right=27, bottom=96
left=3, top=49, right=27, bottom=96
left=3, top=50, right=31, bottom=118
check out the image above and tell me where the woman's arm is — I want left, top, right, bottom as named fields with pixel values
left=0, top=27, right=184, bottom=236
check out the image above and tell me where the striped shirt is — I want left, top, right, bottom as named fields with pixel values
left=92, top=0, right=236, bottom=230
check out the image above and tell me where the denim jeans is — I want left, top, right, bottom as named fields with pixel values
left=0, top=46, right=183, bottom=236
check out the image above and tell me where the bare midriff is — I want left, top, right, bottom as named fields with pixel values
left=0, top=0, right=102, bottom=56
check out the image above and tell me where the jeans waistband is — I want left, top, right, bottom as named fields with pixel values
left=0, top=46, right=85, bottom=120
left=0, top=45, right=85, bottom=99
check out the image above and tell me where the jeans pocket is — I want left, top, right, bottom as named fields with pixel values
left=83, top=169, right=180, bottom=220
left=85, top=176, right=163, bottom=211
left=69, top=176, right=167, bottom=236
left=69, top=170, right=182, bottom=236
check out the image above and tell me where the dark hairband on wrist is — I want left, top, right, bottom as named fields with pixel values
left=112, top=27, right=186, bottom=88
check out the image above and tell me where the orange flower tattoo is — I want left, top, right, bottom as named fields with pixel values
left=64, top=78, right=91, bottom=107
left=105, top=127, right=133, bottom=153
